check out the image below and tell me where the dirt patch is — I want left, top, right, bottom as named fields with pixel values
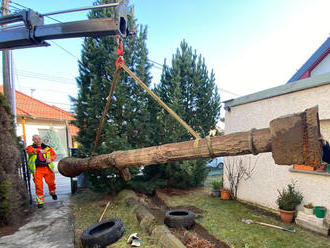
left=170, top=206, right=204, bottom=214
left=242, top=202, right=278, bottom=218
left=157, top=187, right=191, bottom=195
left=0, top=211, right=32, bottom=237
left=142, top=192, right=229, bottom=248
left=173, top=226, right=229, bottom=248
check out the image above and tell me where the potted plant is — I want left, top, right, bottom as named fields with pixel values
left=316, top=162, right=327, bottom=172
left=211, top=180, right=222, bottom=197
left=220, top=188, right=231, bottom=200
left=276, top=182, right=303, bottom=223
left=303, top=203, right=314, bottom=215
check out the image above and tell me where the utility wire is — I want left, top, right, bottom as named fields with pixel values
left=16, top=70, right=76, bottom=84
left=218, top=88, right=240, bottom=97
left=20, top=86, right=76, bottom=95
left=8, top=1, right=240, bottom=98
left=49, top=40, right=80, bottom=61
left=8, top=4, right=20, bottom=11
left=10, top=1, right=63, bottom=23
left=10, top=2, right=80, bottom=61
left=148, top=59, right=163, bottom=67
left=10, top=1, right=27, bottom=9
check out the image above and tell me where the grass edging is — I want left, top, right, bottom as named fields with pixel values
left=118, top=190, right=185, bottom=248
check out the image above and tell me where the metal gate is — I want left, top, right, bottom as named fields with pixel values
left=18, top=147, right=33, bottom=205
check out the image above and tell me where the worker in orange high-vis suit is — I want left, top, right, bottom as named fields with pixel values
left=26, top=134, right=57, bottom=208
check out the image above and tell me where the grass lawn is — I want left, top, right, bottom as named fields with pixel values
left=159, top=187, right=330, bottom=248
left=71, top=180, right=329, bottom=248
left=71, top=189, right=158, bottom=248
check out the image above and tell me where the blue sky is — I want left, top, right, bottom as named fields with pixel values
left=1, top=0, right=330, bottom=114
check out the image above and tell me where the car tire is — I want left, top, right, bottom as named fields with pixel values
left=80, top=218, right=125, bottom=248
left=164, top=209, right=195, bottom=229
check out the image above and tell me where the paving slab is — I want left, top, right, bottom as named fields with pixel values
left=295, top=211, right=329, bottom=236
left=0, top=171, right=73, bottom=248
left=0, top=198, right=73, bottom=248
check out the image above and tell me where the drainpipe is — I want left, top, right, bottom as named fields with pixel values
left=65, top=121, right=70, bottom=156
left=22, top=117, right=26, bottom=145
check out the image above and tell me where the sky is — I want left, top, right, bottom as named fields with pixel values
left=1, top=0, right=330, bottom=118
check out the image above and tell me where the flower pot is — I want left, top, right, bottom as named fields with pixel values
left=220, top=189, right=230, bottom=200
left=211, top=189, right=220, bottom=197
left=293, top=164, right=315, bottom=171
left=314, top=206, right=326, bottom=218
left=303, top=207, right=313, bottom=215
left=279, top=209, right=296, bottom=223
left=316, top=163, right=327, bottom=172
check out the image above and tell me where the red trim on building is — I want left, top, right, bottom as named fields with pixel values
left=298, top=48, right=330, bottom=80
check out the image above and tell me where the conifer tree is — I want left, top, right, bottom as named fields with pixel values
left=42, top=127, right=66, bottom=157
left=143, top=40, right=221, bottom=188
left=72, top=0, right=153, bottom=192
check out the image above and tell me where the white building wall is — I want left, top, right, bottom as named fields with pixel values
left=16, top=119, right=72, bottom=154
left=224, top=83, right=330, bottom=214
left=311, top=53, right=330, bottom=77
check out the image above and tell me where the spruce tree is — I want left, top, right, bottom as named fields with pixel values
left=42, top=127, right=66, bottom=158
left=143, top=40, right=221, bottom=188
left=72, top=0, right=153, bottom=192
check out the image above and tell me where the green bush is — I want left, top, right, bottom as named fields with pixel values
left=85, top=169, right=127, bottom=193
left=276, top=182, right=303, bottom=211
left=212, top=180, right=222, bottom=190
left=304, top=203, right=313, bottom=209
left=0, top=181, right=10, bottom=218
left=127, top=176, right=167, bottom=195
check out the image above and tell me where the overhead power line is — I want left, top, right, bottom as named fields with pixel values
left=10, top=1, right=27, bottom=9
left=218, top=88, right=240, bottom=97
left=148, top=59, right=163, bottom=67
left=49, top=40, right=80, bottom=60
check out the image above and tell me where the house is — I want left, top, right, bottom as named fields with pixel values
left=0, top=86, right=78, bottom=157
left=223, top=37, right=330, bottom=216
left=288, top=36, right=330, bottom=82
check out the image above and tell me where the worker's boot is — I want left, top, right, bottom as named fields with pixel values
left=51, top=194, right=58, bottom=200
left=37, top=204, right=44, bottom=208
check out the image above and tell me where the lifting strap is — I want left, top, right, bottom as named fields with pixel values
left=92, top=68, right=120, bottom=155
left=92, top=35, right=201, bottom=158
left=119, top=63, right=201, bottom=140
left=92, top=35, right=124, bottom=155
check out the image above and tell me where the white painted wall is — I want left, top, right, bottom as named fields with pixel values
left=16, top=118, right=72, bottom=156
left=311, top=53, right=330, bottom=77
left=224, top=83, right=330, bottom=216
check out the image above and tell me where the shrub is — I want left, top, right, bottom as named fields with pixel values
left=212, top=180, right=222, bottom=190
left=304, top=203, right=313, bottom=209
left=276, top=182, right=303, bottom=211
left=127, top=176, right=167, bottom=195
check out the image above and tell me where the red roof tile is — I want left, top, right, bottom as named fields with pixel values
left=0, top=85, right=74, bottom=120
left=0, top=85, right=79, bottom=136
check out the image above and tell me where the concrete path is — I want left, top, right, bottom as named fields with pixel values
left=0, top=173, right=74, bottom=248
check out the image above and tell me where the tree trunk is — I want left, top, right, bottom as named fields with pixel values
left=58, top=106, right=322, bottom=179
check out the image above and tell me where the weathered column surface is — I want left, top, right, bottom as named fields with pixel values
left=58, top=106, right=322, bottom=178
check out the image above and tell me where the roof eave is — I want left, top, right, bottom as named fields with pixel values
left=224, top=72, right=330, bottom=108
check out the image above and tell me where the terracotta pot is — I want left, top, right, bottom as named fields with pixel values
left=279, top=209, right=296, bottom=223
left=220, top=189, right=230, bottom=200
left=316, top=163, right=327, bottom=172
left=293, top=164, right=315, bottom=171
